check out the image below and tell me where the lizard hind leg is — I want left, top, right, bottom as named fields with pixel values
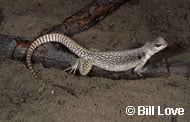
left=64, top=58, right=80, bottom=74
left=79, top=58, right=93, bottom=76
left=64, top=58, right=93, bottom=75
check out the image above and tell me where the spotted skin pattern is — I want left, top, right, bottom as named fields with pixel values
left=26, top=33, right=167, bottom=80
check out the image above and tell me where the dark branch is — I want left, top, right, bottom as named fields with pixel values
left=40, top=0, right=129, bottom=36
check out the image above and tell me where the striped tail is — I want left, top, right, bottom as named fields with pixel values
left=26, top=33, right=88, bottom=80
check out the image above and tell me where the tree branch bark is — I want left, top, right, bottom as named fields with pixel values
left=40, top=0, right=129, bottom=36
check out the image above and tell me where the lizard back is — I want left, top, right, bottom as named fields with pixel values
left=87, top=49, right=146, bottom=71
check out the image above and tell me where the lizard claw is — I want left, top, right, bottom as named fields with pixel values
left=64, top=67, right=76, bottom=74
left=64, top=61, right=79, bottom=75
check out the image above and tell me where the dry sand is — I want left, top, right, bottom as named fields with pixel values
left=0, top=0, right=190, bottom=121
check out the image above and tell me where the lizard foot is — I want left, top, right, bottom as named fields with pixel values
left=64, top=58, right=93, bottom=76
left=64, top=59, right=80, bottom=74
left=133, top=67, right=147, bottom=77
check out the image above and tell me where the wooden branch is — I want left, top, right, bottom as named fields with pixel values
left=0, top=8, right=3, bottom=26
left=1, top=35, right=189, bottom=80
left=40, top=0, right=129, bottom=36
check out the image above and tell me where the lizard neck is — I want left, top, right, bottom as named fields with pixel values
left=140, top=45, right=154, bottom=59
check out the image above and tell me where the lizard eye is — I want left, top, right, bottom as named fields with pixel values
left=155, top=43, right=162, bottom=47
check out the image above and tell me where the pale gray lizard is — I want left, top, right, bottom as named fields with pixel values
left=26, top=33, right=167, bottom=80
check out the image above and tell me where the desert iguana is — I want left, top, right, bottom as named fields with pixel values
left=26, top=33, right=167, bottom=80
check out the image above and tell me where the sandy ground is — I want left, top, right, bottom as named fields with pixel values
left=0, top=0, right=190, bottom=122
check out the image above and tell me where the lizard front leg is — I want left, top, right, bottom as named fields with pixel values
left=133, top=62, right=147, bottom=76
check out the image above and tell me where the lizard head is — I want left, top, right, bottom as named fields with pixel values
left=145, top=37, right=167, bottom=55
